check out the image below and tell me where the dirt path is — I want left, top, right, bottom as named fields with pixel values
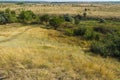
left=0, top=27, right=31, bottom=44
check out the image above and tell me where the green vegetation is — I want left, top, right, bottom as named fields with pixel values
left=74, top=18, right=80, bottom=25
left=4, top=8, right=17, bottom=23
left=91, top=27, right=120, bottom=59
left=0, top=9, right=119, bottom=59
left=18, top=10, right=37, bottom=24
left=63, top=14, right=74, bottom=23
left=49, top=17, right=64, bottom=29
left=16, top=2, right=24, bottom=5
left=0, top=8, right=17, bottom=24
left=40, top=14, right=50, bottom=24
left=0, top=5, right=120, bottom=80
left=99, top=18, right=106, bottom=23
left=0, top=13, right=7, bottom=24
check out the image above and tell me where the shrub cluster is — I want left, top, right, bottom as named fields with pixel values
left=18, top=10, right=37, bottom=24
left=49, top=17, right=64, bottom=29
left=1, top=9, right=82, bottom=29
left=1, top=9, right=98, bottom=28
left=74, top=27, right=101, bottom=40
left=91, top=32, right=120, bottom=59
left=93, top=26, right=117, bottom=34
left=0, top=8, right=17, bottom=24
left=40, top=14, right=50, bottom=24
left=73, top=25, right=120, bottom=59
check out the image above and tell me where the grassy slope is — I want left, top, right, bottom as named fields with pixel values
left=0, top=23, right=120, bottom=80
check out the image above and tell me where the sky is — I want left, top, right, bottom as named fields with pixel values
left=0, top=0, right=120, bottom=2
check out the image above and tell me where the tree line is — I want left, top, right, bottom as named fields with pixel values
left=0, top=8, right=92, bottom=28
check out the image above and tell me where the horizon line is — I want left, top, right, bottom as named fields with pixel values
left=0, top=0, right=120, bottom=2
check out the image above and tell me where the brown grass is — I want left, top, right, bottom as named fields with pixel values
left=0, top=24, right=119, bottom=80
left=0, top=3, right=120, bottom=18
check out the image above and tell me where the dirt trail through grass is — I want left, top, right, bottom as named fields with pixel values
left=0, top=25, right=119, bottom=80
left=0, top=27, right=31, bottom=43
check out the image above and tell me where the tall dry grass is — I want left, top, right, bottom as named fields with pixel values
left=0, top=24, right=119, bottom=80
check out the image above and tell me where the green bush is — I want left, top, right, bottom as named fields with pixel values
left=0, top=11, right=7, bottom=24
left=0, top=9, right=17, bottom=24
left=65, top=29, right=74, bottom=36
left=84, top=29, right=101, bottom=40
left=0, top=15, right=6, bottom=24
left=40, top=14, right=50, bottom=24
left=99, top=18, right=106, bottom=23
left=93, top=26, right=117, bottom=34
left=74, top=18, right=80, bottom=25
left=74, top=27, right=102, bottom=40
left=18, top=10, right=36, bottom=24
left=91, top=32, right=120, bottom=59
left=91, top=41, right=108, bottom=57
left=63, top=14, right=74, bottom=23
left=74, top=27, right=87, bottom=36
left=31, top=15, right=40, bottom=24
left=49, top=17, right=64, bottom=29
left=4, top=8, right=17, bottom=23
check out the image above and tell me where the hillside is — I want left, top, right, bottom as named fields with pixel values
left=0, top=23, right=119, bottom=80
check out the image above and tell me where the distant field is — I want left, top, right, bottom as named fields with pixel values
left=0, top=3, right=120, bottom=19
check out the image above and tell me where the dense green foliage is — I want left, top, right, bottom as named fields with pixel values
left=63, top=14, right=74, bottom=23
left=0, top=12, right=7, bottom=24
left=93, top=26, right=116, bottom=34
left=40, top=14, right=50, bottom=24
left=49, top=17, right=64, bottom=29
left=0, top=8, right=17, bottom=24
left=74, top=27, right=101, bottom=40
left=74, top=18, right=80, bottom=25
left=18, top=10, right=36, bottom=24
left=72, top=23, right=120, bottom=59
left=91, top=32, right=120, bottom=59
left=74, top=27, right=87, bottom=36
left=90, top=25, right=120, bottom=59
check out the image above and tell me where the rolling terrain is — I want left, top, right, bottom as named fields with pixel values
left=0, top=23, right=119, bottom=80
left=0, top=2, right=120, bottom=80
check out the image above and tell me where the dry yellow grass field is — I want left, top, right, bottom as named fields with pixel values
left=0, top=23, right=119, bottom=80
left=0, top=3, right=120, bottom=18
